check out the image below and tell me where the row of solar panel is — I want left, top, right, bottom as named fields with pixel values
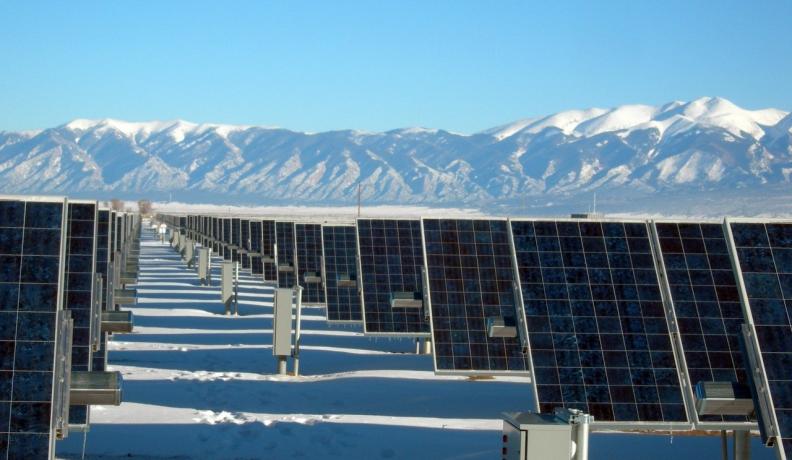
left=1, top=196, right=140, bottom=460
left=161, top=213, right=792, bottom=457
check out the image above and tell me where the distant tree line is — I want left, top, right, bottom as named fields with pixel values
left=107, top=198, right=154, bottom=216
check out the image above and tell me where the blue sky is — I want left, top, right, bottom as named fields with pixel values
left=1, top=0, right=790, bottom=133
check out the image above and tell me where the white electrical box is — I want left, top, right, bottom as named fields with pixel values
left=198, top=248, right=210, bottom=285
left=502, top=412, right=572, bottom=460
left=273, top=288, right=293, bottom=357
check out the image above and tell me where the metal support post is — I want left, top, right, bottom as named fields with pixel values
left=573, top=415, right=590, bottom=460
left=233, top=261, right=240, bottom=316
left=721, top=431, right=729, bottom=460
left=277, top=356, right=288, bottom=375
left=733, top=430, right=750, bottom=460
left=293, top=285, right=304, bottom=376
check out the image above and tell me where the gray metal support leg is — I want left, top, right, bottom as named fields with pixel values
left=422, top=338, right=432, bottom=355
left=573, top=417, right=589, bottom=460
left=277, top=356, right=288, bottom=375
left=733, top=430, right=750, bottom=460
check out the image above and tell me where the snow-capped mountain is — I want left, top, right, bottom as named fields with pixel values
left=1, top=97, right=790, bottom=210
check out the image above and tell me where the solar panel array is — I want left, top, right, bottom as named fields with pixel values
left=423, top=219, right=530, bottom=374
left=654, top=222, right=750, bottom=425
left=64, top=202, right=97, bottom=426
left=511, top=219, right=687, bottom=424
left=295, top=223, right=325, bottom=304
left=1, top=198, right=66, bottom=459
left=357, top=219, right=430, bottom=336
left=156, top=209, right=792, bottom=440
left=322, top=225, right=362, bottom=322
left=276, top=222, right=296, bottom=288
left=729, top=221, right=792, bottom=458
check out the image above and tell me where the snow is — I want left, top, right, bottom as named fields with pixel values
left=486, top=97, right=789, bottom=141
left=147, top=201, right=486, bottom=219
left=63, top=118, right=261, bottom=141
left=53, top=223, right=779, bottom=459
left=575, top=104, right=658, bottom=137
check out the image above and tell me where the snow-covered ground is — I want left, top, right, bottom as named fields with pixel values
left=56, top=226, right=775, bottom=459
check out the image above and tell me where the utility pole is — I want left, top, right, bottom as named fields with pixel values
left=357, top=182, right=361, bottom=218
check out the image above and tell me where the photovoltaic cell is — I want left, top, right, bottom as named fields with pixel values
left=322, top=225, right=361, bottom=322
left=423, top=219, right=530, bottom=374
left=295, top=224, right=325, bottom=304
left=511, top=219, right=688, bottom=424
left=654, top=222, right=749, bottom=425
left=0, top=198, right=66, bottom=458
left=730, top=222, right=792, bottom=457
left=64, top=202, right=97, bottom=426
left=357, top=219, right=430, bottom=336
left=276, top=222, right=296, bottom=288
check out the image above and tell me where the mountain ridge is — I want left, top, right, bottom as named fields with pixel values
left=1, top=96, right=790, bottom=210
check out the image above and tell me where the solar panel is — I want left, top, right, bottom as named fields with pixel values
left=231, top=218, right=241, bottom=263
left=322, top=225, right=362, bottom=322
left=727, top=221, right=792, bottom=458
left=295, top=223, right=325, bottom=305
left=212, top=217, right=221, bottom=253
left=249, top=220, right=263, bottom=276
left=276, top=222, right=296, bottom=288
left=511, top=219, right=688, bottom=425
left=356, top=219, right=430, bottom=336
left=92, top=210, right=110, bottom=372
left=0, top=197, right=68, bottom=458
left=652, top=221, right=751, bottom=427
left=240, top=219, right=250, bottom=269
left=222, top=218, right=231, bottom=260
left=262, top=220, right=277, bottom=282
left=113, top=212, right=122, bottom=254
left=422, top=218, right=530, bottom=374
left=64, top=201, right=98, bottom=427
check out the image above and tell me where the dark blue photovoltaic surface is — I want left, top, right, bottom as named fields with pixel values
left=93, top=210, right=110, bottom=372
left=731, top=222, right=792, bottom=456
left=64, top=203, right=97, bottom=426
left=240, top=219, right=251, bottom=269
left=322, top=225, right=361, bottom=322
left=276, top=222, right=296, bottom=288
left=295, top=224, right=325, bottom=304
left=241, top=220, right=250, bottom=250
left=249, top=221, right=263, bottom=276
left=262, top=220, right=277, bottom=282
left=1, top=199, right=65, bottom=459
left=231, top=218, right=241, bottom=263
left=511, top=220, right=687, bottom=423
left=423, top=219, right=529, bottom=373
left=231, top=218, right=241, bottom=247
left=357, top=219, right=429, bottom=335
left=655, top=222, right=749, bottom=424
left=222, top=218, right=231, bottom=260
